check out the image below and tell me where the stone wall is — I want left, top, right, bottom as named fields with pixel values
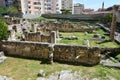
left=0, top=41, right=2, bottom=51
left=101, top=48, right=120, bottom=54
left=24, top=31, right=56, bottom=43
left=1, top=40, right=101, bottom=65
left=2, top=41, right=50, bottom=59
left=54, top=44, right=100, bottom=65
left=2, top=17, right=24, bottom=25
left=38, top=22, right=99, bottom=32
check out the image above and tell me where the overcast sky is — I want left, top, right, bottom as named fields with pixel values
left=74, top=0, right=120, bottom=10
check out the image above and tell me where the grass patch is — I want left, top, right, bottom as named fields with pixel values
left=59, top=29, right=119, bottom=48
left=0, top=57, right=120, bottom=80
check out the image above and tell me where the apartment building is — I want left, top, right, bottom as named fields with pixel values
left=0, top=0, right=13, bottom=8
left=61, top=0, right=73, bottom=12
left=21, top=0, right=62, bottom=15
left=74, top=3, right=84, bottom=14
left=0, top=0, right=6, bottom=8
left=21, top=0, right=73, bottom=15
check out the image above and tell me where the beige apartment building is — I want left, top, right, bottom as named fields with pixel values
left=21, top=0, right=62, bottom=15
left=74, top=3, right=84, bottom=14
left=21, top=0, right=73, bottom=15
left=0, top=0, right=6, bottom=8
left=61, top=0, right=73, bottom=11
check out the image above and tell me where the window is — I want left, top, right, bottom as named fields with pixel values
left=34, top=2, right=41, bottom=5
left=28, top=6, right=31, bottom=9
left=47, top=7, right=51, bottom=10
left=34, top=7, right=40, bottom=9
left=28, top=1, right=31, bottom=4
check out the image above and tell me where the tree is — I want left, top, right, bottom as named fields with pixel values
left=0, top=19, right=9, bottom=41
left=103, top=14, right=112, bottom=23
left=7, top=6, right=19, bottom=16
left=0, top=6, right=6, bottom=13
left=61, top=9, right=71, bottom=14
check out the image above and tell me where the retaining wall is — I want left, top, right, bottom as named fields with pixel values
left=1, top=40, right=101, bottom=65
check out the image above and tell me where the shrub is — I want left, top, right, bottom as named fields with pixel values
left=0, top=19, right=9, bottom=41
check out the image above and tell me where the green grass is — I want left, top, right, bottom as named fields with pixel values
left=59, top=29, right=119, bottom=48
left=0, top=57, right=120, bottom=80
left=29, top=16, right=56, bottom=22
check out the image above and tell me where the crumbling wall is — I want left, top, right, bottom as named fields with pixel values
left=24, top=31, right=56, bottom=43
left=2, top=41, right=50, bottom=59
left=38, top=22, right=98, bottom=32
left=2, top=17, right=23, bottom=25
left=0, top=41, right=2, bottom=51
left=1, top=41, right=101, bottom=65
left=54, top=44, right=100, bottom=65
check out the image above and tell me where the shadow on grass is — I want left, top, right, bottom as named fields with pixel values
left=4, top=54, right=98, bottom=67
left=97, top=40, right=111, bottom=44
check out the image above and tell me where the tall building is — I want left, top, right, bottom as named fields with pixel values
left=21, top=0, right=62, bottom=15
left=0, top=0, right=6, bottom=8
left=6, top=0, right=13, bottom=6
left=74, top=3, right=84, bottom=14
left=61, top=0, right=73, bottom=12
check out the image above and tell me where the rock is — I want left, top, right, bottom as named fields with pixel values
left=64, top=36, right=78, bottom=40
left=92, top=78, right=100, bottom=80
left=36, top=77, right=46, bottom=80
left=0, top=56, right=7, bottom=63
left=58, top=70, right=74, bottom=80
left=0, top=51, right=4, bottom=57
left=101, top=36, right=105, bottom=39
left=93, top=33, right=100, bottom=38
left=0, top=75, right=13, bottom=80
left=84, top=32, right=88, bottom=35
left=38, top=70, right=46, bottom=77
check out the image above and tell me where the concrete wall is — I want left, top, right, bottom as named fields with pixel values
left=1, top=40, right=101, bottom=65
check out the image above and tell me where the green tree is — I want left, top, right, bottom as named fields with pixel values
left=7, top=6, right=19, bottom=16
left=101, top=14, right=113, bottom=23
left=0, top=19, right=9, bottom=41
left=0, top=6, right=6, bottom=13
left=61, top=9, right=71, bottom=14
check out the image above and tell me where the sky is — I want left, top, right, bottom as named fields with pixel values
left=74, top=0, right=120, bottom=10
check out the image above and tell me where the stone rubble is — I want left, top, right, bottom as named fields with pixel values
left=0, top=51, right=7, bottom=63
left=0, top=75, right=13, bottom=80
left=36, top=70, right=104, bottom=80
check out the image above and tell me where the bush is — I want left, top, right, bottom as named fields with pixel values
left=0, top=19, right=9, bottom=41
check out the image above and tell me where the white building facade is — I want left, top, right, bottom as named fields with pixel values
left=61, top=0, right=73, bottom=13
left=74, top=3, right=84, bottom=14
left=21, top=0, right=62, bottom=15
left=21, top=0, right=73, bottom=15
